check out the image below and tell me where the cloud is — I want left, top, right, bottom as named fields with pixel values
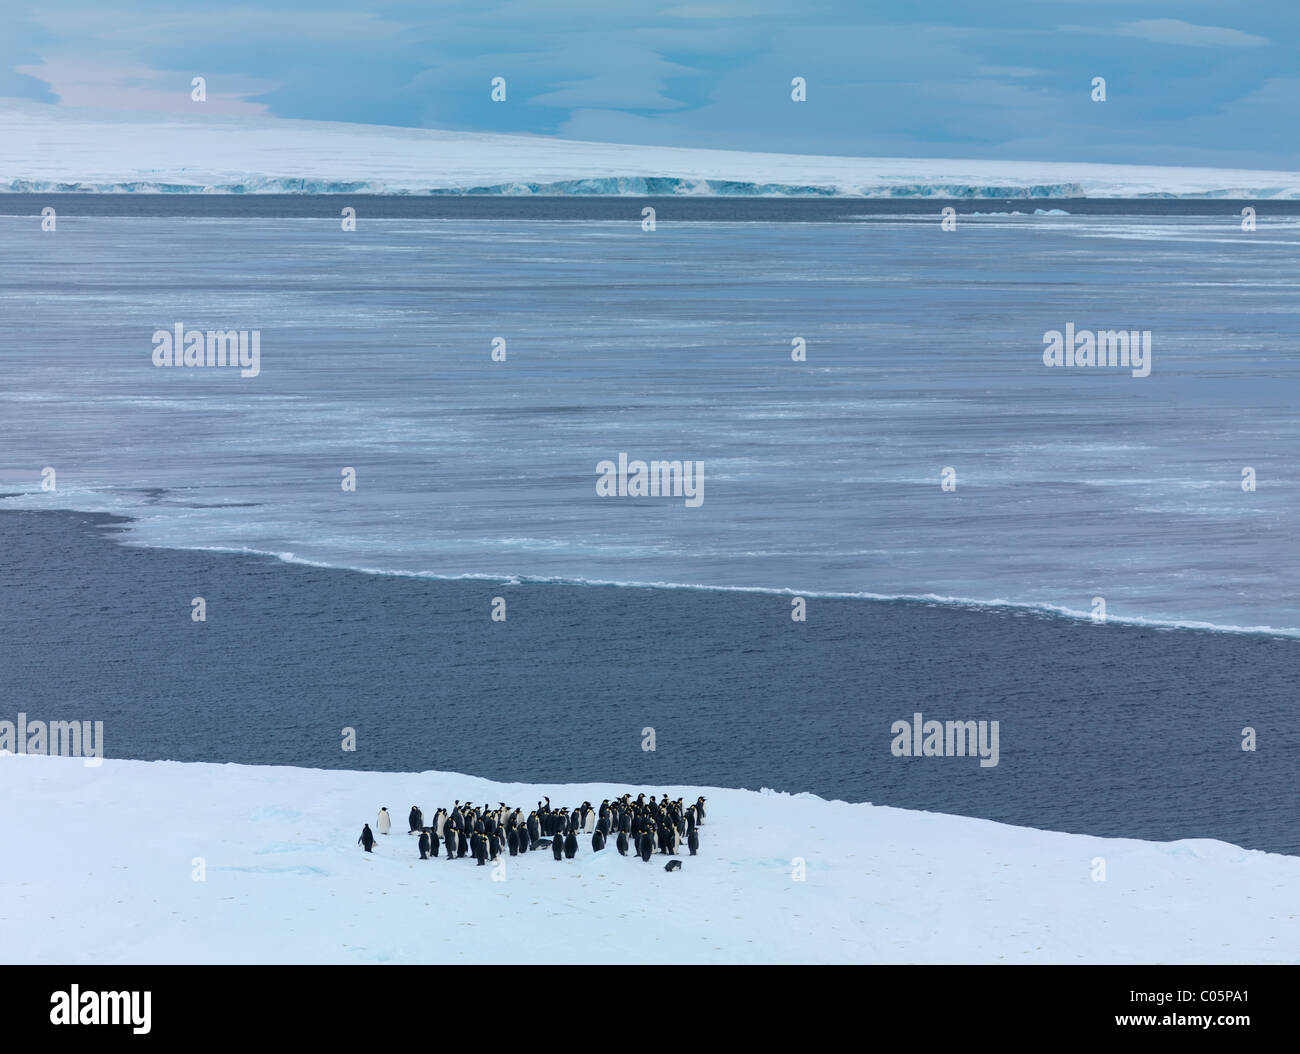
left=15, top=59, right=276, bottom=114
left=2, top=3, right=1298, bottom=167
left=1115, top=20, right=1269, bottom=49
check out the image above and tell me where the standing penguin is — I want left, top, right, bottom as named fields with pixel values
left=418, top=829, right=430, bottom=860
left=409, top=806, right=423, bottom=833
left=695, top=797, right=707, bottom=823
left=564, top=829, right=579, bottom=860
left=639, top=831, right=654, bottom=862
left=507, top=826, right=519, bottom=857
left=457, top=827, right=469, bottom=859
left=443, top=824, right=457, bottom=860
left=616, top=830, right=629, bottom=856
left=358, top=824, right=375, bottom=853
left=376, top=808, right=391, bottom=835
left=551, top=834, right=564, bottom=861
left=591, top=830, right=606, bottom=853
left=688, top=827, right=699, bottom=856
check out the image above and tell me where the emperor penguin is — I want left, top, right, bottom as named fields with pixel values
left=688, top=827, right=699, bottom=856
left=408, top=806, right=423, bottom=833
left=564, top=830, right=579, bottom=859
left=582, top=804, right=596, bottom=834
left=418, top=829, right=430, bottom=860
left=591, top=829, right=606, bottom=852
left=444, top=824, right=457, bottom=859
left=616, top=830, right=629, bottom=856
left=433, top=808, right=448, bottom=838
left=639, top=832, right=654, bottom=862
left=507, top=826, right=520, bottom=857
left=376, top=808, right=391, bottom=835
left=695, top=796, right=707, bottom=823
left=551, top=834, right=564, bottom=861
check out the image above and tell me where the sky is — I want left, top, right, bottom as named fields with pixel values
left=3, top=1, right=1298, bottom=168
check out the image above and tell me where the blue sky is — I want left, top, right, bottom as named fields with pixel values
left=4, top=1, right=1298, bottom=167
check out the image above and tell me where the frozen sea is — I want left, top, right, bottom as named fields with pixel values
left=1, top=196, right=1297, bottom=635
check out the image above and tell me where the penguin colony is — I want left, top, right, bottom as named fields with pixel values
left=358, top=794, right=706, bottom=870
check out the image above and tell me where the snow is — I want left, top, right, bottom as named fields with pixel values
left=3, top=98, right=1300, bottom=198
left=2, top=754, right=1297, bottom=964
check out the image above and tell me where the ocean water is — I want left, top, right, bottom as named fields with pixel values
left=0, top=197, right=1297, bottom=850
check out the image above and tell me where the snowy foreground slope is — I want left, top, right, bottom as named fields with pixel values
left=3, top=98, right=1300, bottom=198
left=2, top=755, right=1297, bottom=965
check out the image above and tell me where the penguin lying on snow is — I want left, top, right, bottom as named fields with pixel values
left=664, top=859, right=682, bottom=872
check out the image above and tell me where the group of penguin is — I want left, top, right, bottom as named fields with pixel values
left=357, top=793, right=706, bottom=870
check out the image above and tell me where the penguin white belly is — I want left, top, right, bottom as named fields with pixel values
left=377, top=812, right=391, bottom=835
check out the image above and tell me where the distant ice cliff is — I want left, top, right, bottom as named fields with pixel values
left=3, top=99, right=1298, bottom=198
